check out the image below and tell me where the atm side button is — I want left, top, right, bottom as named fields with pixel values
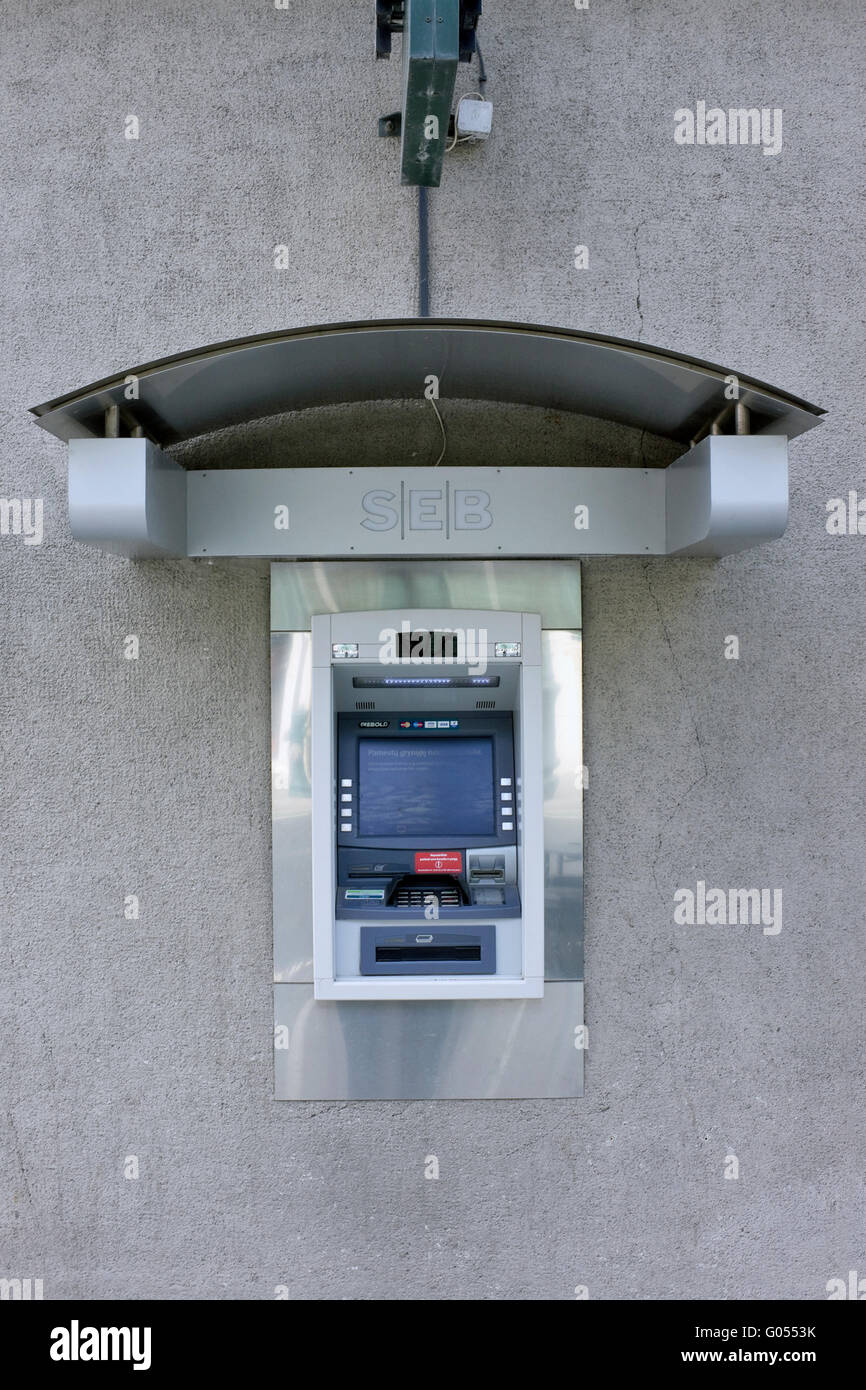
left=501, top=822, right=513, bottom=830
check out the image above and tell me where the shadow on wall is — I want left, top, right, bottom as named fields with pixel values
left=173, top=399, right=682, bottom=472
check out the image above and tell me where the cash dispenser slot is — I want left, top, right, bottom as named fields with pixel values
left=360, top=925, right=496, bottom=976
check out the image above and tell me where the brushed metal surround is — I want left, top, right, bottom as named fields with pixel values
left=274, top=982, right=584, bottom=1101
left=272, top=631, right=314, bottom=983
left=271, top=559, right=582, bottom=631
left=271, top=560, right=583, bottom=1099
left=542, top=630, right=583, bottom=981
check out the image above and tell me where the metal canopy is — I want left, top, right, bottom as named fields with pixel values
left=30, top=318, right=823, bottom=451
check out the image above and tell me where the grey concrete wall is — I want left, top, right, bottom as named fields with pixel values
left=1, top=0, right=863, bottom=1300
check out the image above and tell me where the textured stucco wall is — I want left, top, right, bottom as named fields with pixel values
left=1, top=0, right=863, bottom=1299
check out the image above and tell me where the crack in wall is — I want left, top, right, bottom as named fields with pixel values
left=7, top=1108, right=33, bottom=1209
left=633, top=221, right=647, bottom=342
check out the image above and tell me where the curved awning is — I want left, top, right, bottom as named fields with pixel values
left=30, top=318, right=823, bottom=449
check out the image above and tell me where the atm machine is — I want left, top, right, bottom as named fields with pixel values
left=311, top=608, right=544, bottom=1000
left=271, top=560, right=584, bottom=1101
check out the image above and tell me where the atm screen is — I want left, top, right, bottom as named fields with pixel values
left=357, top=737, right=496, bottom=838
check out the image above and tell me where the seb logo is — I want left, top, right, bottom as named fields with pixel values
left=361, top=486, right=492, bottom=533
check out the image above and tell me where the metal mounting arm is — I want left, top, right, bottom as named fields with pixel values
left=377, top=0, right=482, bottom=186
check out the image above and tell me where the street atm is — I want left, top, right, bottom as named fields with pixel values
left=311, top=609, right=544, bottom=999
left=28, top=314, right=823, bottom=1100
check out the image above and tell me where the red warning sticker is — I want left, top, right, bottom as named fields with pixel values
left=414, top=851, right=462, bottom=874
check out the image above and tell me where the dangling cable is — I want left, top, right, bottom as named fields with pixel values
left=475, top=38, right=487, bottom=90
left=428, top=393, right=447, bottom=466
left=417, top=183, right=444, bottom=461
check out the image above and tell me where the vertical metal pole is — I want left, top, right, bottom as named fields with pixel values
left=418, top=185, right=430, bottom=316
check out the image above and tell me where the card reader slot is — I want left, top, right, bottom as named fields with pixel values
left=467, top=854, right=506, bottom=883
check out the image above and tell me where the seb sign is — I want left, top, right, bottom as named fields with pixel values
left=185, top=465, right=632, bottom=556
left=361, top=486, right=493, bottom=532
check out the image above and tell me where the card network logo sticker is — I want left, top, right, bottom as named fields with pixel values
left=399, top=721, right=411, bottom=728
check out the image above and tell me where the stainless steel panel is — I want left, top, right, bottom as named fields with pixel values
left=189, top=466, right=666, bottom=557
left=68, top=437, right=186, bottom=557
left=274, top=981, right=584, bottom=1099
left=31, top=318, right=823, bottom=446
left=542, top=631, right=584, bottom=980
left=271, top=632, right=314, bottom=982
left=270, top=565, right=584, bottom=1096
left=271, top=560, right=582, bottom=631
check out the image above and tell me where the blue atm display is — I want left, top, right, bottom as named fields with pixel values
left=358, top=737, right=495, bottom=838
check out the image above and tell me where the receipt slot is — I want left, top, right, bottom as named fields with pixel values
left=310, top=609, right=544, bottom=999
